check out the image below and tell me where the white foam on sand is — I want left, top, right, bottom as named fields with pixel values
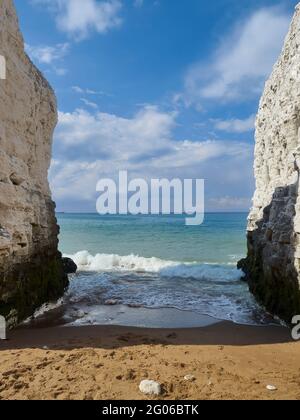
left=23, top=299, right=64, bottom=324
left=24, top=250, right=273, bottom=328
left=48, top=251, right=274, bottom=327
left=69, top=305, right=220, bottom=329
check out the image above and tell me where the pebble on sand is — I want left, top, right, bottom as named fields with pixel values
left=184, top=375, right=196, bottom=382
left=104, top=299, right=120, bottom=306
left=139, top=380, right=162, bottom=396
left=266, top=385, right=277, bottom=391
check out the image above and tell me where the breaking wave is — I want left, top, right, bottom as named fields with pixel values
left=64, top=250, right=243, bottom=282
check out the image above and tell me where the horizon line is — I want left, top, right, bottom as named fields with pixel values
left=55, top=211, right=249, bottom=214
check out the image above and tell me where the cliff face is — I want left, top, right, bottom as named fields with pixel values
left=0, top=0, right=68, bottom=327
left=240, top=4, right=300, bottom=322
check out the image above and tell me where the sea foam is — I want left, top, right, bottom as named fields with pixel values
left=64, top=250, right=243, bottom=282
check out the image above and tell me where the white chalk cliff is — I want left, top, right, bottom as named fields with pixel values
left=0, top=0, right=68, bottom=326
left=240, top=3, right=300, bottom=321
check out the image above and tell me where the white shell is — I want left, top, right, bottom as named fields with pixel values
left=266, top=385, right=277, bottom=391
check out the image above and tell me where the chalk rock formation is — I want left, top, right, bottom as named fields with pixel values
left=239, top=4, right=300, bottom=322
left=0, top=0, right=68, bottom=326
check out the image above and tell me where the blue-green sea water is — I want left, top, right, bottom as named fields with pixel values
left=58, top=213, right=247, bottom=264
left=52, top=213, right=273, bottom=326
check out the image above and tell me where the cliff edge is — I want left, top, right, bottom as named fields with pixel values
left=0, top=0, right=68, bottom=327
left=240, top=4, right=300, bottom=322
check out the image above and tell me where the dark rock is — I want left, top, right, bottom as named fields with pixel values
left=62, top=258, right=77, bottom=274
left=0, top=248, right=68, bottom=328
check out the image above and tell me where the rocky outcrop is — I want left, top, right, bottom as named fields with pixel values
left=62, top=258, right=78, bottom=275
left=240, top=4, right=300, bottom=322
left=0, top=0, right=68, bottom=327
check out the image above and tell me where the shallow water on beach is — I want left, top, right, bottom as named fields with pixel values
left=38, top=213, right=276, bottom=327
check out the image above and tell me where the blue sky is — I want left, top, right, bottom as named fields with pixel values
left=14, top=0, right=298, bottom=212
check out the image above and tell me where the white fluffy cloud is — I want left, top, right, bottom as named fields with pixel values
left=72, top=86, right=111, bottom=96
left=25, top=43, right=70, bottom=76
left=80, top=98, right=99, bottom=109
left=213, top=114, right=256, bottom=133
left=25, top=43, right=69, bottom=64
left=49, top=106, right=253, bottom=209
left=184, top=6, right=291, bottom=105
left=33, top=0, right=122, bottom=40
left=54, top=106, right=177, bottom=160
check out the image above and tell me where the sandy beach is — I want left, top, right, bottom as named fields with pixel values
left=1, top=315, right=299, bottom=400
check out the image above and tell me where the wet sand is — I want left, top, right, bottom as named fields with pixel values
left=1, top=316, right=299, bottom=400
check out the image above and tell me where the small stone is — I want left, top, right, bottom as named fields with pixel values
left=139, top=380, right=162, bottom=396
left=266, top=385, right=277, bottom=391
left=104, top=299, right=120, bottom=306
left=184, top=374, right=196, bottom=382
left=167, top=333, right=177, bottom=339
left=43, top=346, right=49, bottom=350
left=76, top=310, right=86, bottom=319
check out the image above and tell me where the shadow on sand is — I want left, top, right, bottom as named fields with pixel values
left=0, top=321, right=294, bottom=352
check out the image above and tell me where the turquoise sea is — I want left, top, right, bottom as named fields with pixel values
left=58, top=213, right=247, bottom=265
left=51, top=213, right=274, bottom=326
